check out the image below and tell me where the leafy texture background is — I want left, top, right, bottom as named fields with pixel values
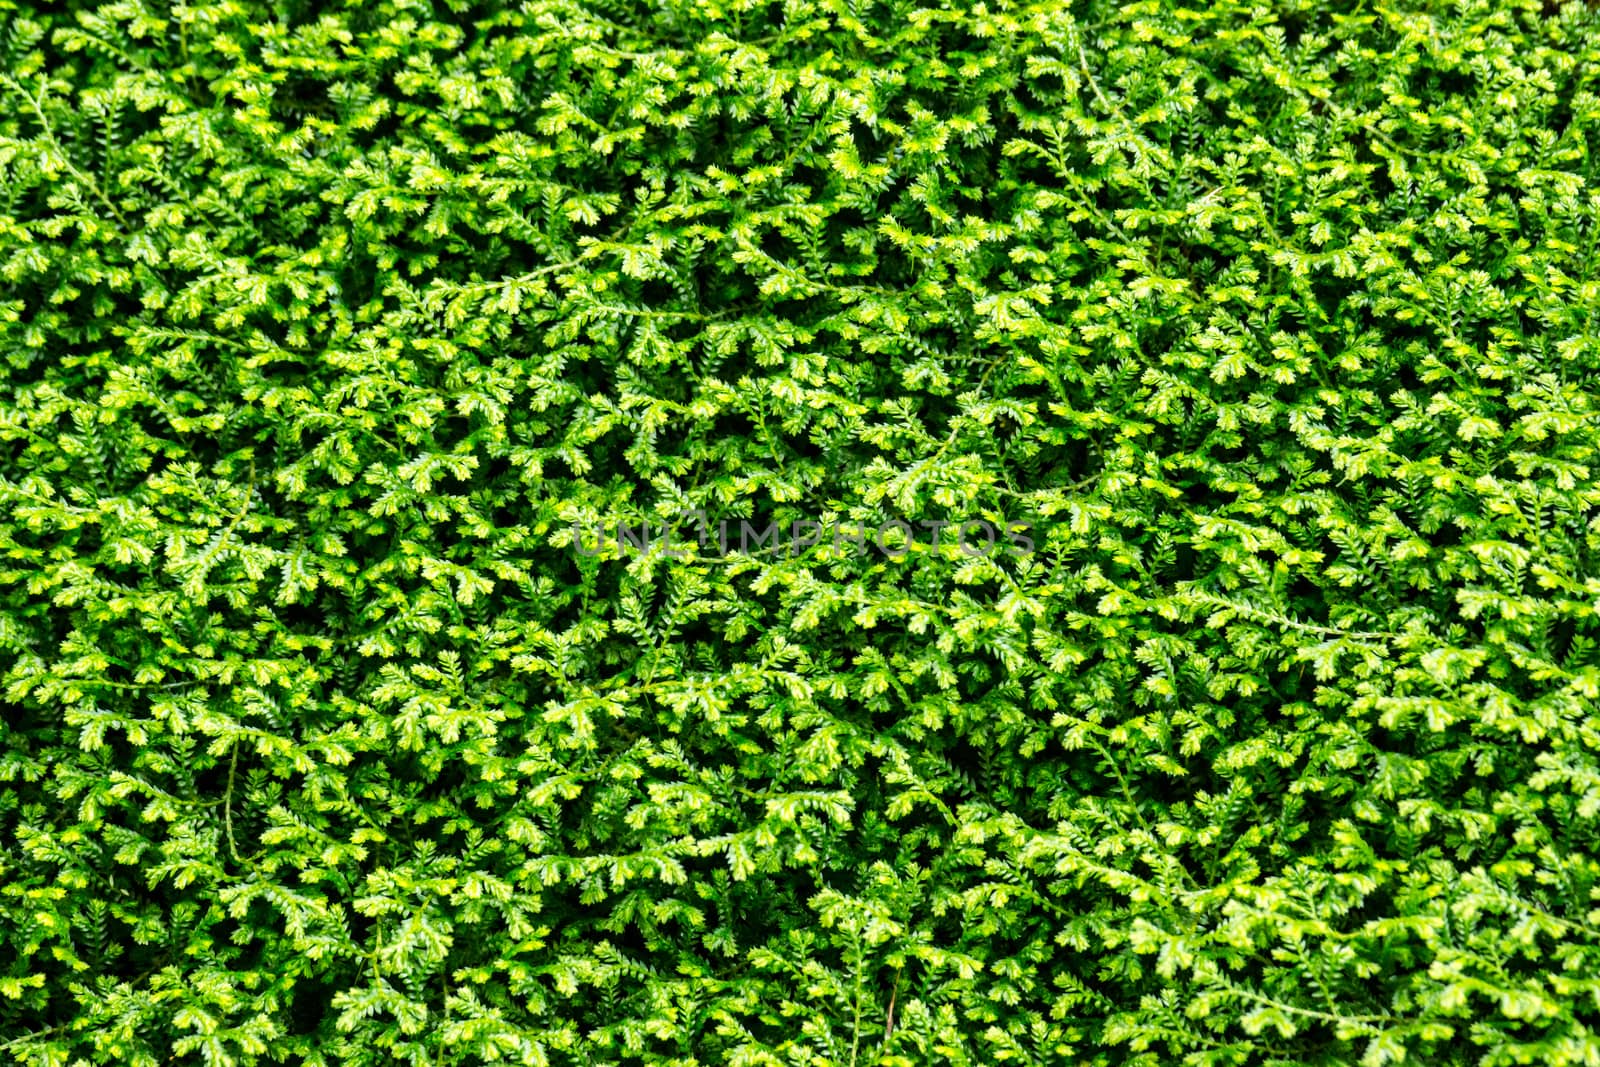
left=3, top=0, right=1600, bottom=1064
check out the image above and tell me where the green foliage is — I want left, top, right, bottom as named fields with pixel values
left=3, top=0, right=1600, bottom=1063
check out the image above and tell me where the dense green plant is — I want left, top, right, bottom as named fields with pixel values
left=3, top=0, right=1600, bottom=1063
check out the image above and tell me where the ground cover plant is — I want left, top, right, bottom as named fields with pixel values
left=3, top=0, right=1600, bottom=1064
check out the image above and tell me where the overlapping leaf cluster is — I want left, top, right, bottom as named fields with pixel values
left=3, top=0, right=1600, bottom=1063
